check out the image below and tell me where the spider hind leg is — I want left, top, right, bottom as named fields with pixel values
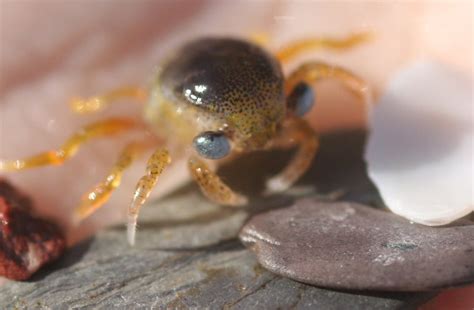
left=0, top=118, right=137, bottom=171
left=70, top=86, right=146, bottom=114
left=276, top=32, right=372, bottom=63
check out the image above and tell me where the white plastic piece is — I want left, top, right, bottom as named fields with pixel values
left=365, top=61, right=473, bottom=225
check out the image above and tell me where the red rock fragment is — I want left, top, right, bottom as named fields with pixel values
left=0, top=180, right=66, bottom=280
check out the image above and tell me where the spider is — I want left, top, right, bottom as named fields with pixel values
left=0, top=33, right=370, bottom=245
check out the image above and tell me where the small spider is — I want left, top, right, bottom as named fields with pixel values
left=0, top=33, right=370, bottom=245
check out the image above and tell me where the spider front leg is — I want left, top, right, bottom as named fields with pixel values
left=70, top=86, right=147, bottom=114
left=127, top=148, right=171, bottom=245
left=188, top=155, right=247, bottom=207
left=266, top=117, right=319, bottom=194
left=0, top=118, right=138, bottom=171
left=74, top=141, right=149, bottom=223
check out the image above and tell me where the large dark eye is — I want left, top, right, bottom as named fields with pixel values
left=287, top=82, right=315, bottom=116
left=193, top=132, right=231, bottom=159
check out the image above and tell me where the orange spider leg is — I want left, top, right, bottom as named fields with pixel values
left=267, top=62, right=371, bottom=193
left=74, top=141, right=150, bottom=223
left=70, top=86, right=147, bottom=114
left=0, top=118, right=138, bottom=172
left=267, top=60, right=371, bottom=193
left=266, top=117, right=319, bottom=193
left=127, top=148, right=171, bottom=245
left=276, top=32, right=372, bottom=63
left=189, top=155, right=247, bottom=207
left=285, top=61, right=371, bottom=104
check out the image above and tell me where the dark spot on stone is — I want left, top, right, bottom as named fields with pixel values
left=382, top=242, right=418, bottom=251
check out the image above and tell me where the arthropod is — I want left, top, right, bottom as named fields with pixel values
left=0, top=34, right=369, bottom=245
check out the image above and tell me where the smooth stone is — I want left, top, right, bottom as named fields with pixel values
left=0, top=185, right=434, bottom=309
left=240, top=199, right=474, bottom=292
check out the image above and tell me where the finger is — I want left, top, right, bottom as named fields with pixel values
left=271, top=1, right=471, bottom=132
left=0, top=1, right=203, bottom=243
left=0, top=0, right=277, bottom=244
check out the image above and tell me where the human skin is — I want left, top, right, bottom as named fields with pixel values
left=0, top=0, right=472, bottom=306
left=1, top=0, right=471, bottom=238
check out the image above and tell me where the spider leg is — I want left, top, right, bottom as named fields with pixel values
left=267, top=60, right=370, bottom=193
left=188, top=155, right=247, bottom=207
left=0, top=118, right=138, bottom=171
left=276, top=32, right=372, bottom=63
left=285, top=61, right=371, bottom=104
left=70, top=86, right=147, bottom=114
left=74, top=141, right=149, bottom=223
left=266, top=117, right=319, bottom=193
left=127, top=148, right=171, bottom=245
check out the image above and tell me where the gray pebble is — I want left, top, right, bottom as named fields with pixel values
left=240, top=199, right=474, bottom=291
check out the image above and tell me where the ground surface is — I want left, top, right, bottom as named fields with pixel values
left=0, top=131, right=437, bottom=309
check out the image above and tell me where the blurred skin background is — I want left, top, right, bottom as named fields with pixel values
left=0, top=0, right=472, bottom=307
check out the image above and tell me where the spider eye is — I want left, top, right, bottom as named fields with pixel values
left=193, top=132, right=231, bottom=159
left=288, top=82, right=315, bottom=116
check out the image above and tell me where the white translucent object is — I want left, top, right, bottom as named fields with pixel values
left=365, top=61, right=473, bottom=225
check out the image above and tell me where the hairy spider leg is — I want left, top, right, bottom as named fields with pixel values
left=70, top=86, right=147, bottom=114
left=276, top=32, right=372, bottom=63
left=265, top=61, right=371, bottom=193
left=189, top=156, right=248, bottom=207
left=127, top=148, right=171, bottom=245
left=74, top=141, right=150, bottom=223
left=266, top=117, right=319, bottom=193
left=0, top=118, right=138, bottom=171
left=285, top=62, right=371, bottom=104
